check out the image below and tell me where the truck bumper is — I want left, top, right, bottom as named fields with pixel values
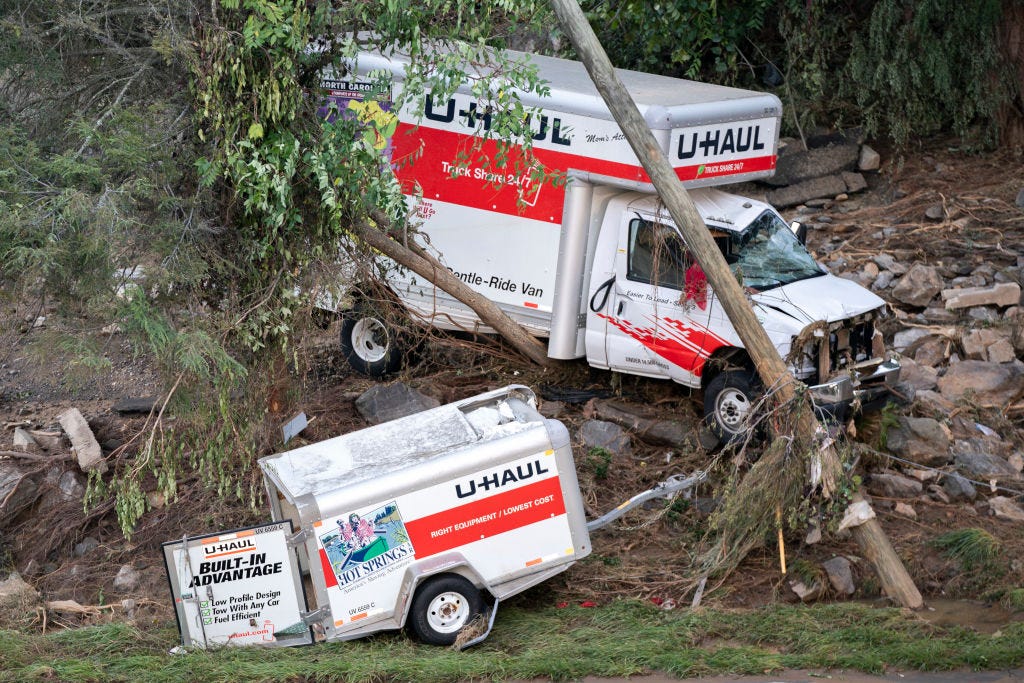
left=807, top=357, right=902, bottom=409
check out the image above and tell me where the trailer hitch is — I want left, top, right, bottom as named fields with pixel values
left=586, top=471, right=706, bottom=533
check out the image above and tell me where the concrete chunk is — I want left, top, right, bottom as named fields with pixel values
left=942, top=282, right=1021, bottom=310
left=57, top=408, right=107, bottom=474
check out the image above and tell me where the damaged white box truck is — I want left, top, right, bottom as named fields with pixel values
left=324, top=48, right=900, bottom=443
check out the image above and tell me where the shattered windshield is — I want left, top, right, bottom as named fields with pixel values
left=726, top=211, right=823, bottom=291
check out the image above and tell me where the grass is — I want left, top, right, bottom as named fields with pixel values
left=2, top=601, right=1022, bottom=682
left=929, top=528, right=1001, bottom=571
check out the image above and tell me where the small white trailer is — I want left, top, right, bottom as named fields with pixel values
left=164, top=385, right=701, bottom=649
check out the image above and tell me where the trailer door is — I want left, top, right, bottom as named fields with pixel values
left=593, top=215, right=726, bottom=386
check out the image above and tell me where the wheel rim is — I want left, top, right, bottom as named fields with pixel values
left=351, top=317, right=389, bottom=363
left=716, top=387, right=751, bottom=433
left=426, top=591, right=470, bottom=634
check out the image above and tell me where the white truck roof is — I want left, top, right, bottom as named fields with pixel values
left=356, top=48, right=782, bottom=129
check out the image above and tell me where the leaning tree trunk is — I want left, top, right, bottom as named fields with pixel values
left=547, top=0, right=923, bottom=609
left=351, top=219, right=553, bottom=368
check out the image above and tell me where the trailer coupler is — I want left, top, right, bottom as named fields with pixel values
left=586, top=471, right=707, bottom=533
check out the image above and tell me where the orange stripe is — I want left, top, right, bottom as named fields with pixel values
left=523, top=302, right=539, bottom=309
left=351, top=612, right=368, bottom=622
left=525, top=557, right=543, bottom=567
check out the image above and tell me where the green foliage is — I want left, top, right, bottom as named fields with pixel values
left=845, top=0, right=1009, bottom=146
left=587, top=446, right=613, bottom=479
left=929, top=528, right=1002, bottom=571
left=580, top=0, right=772, bottom=80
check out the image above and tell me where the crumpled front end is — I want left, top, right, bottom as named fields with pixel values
left=786, top=309, right=901, bottom=411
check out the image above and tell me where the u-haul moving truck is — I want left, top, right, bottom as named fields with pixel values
left=257, top=385, right=590, bottom=645
left=327, top=49, right=899, bottom=444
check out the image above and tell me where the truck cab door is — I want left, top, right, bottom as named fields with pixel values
left=586, top=214, right=726, bottom=387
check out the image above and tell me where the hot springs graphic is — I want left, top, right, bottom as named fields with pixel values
left=319, top=502, right=414, bottom=587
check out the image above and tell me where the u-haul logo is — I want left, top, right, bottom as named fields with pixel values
left=424, top=94, right=572, bottom=147
left=454, top=458, right=550, bottom=499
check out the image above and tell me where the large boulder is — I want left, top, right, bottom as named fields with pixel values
left=891, top=264, right=944, bottom=307
left=884, top=416, right=951, bottom=467
left=765, top=144, right=860, bottom=187
left=937, top=360, right=1024, bottom=405
left=0, top=463, right=40, bottom=524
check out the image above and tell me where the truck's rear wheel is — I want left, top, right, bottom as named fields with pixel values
left=409, top=574, right=483, bottom=646
left=339, top=304, right=404, bottom=378
left=703, top=370, right=760, bottom=447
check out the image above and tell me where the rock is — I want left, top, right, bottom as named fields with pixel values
left=354, top=383, right=440, bottom=425
left=73, top=537, right=100, bottom=557
left=58, top=408, right=107, bottom=474
left=937, top=360, right=1024, bottom=404
left=871, top=271, right=893, bottom=291
left=113, top=565, right=141, bottom=592
left=146, top=491, right=166, bottom=509
left=0, top=572, right=39, bottom=606
left=28, top=430, right=64, bottom=451
left=821, top=556, right=856, bottom=595
left=942, top=282, right=1021, bottom=310
left=895, top=357, right=938, bottom=391
left=914, top=338, right=948, bottom=367
left=988, top=339, right=1017, bottom=364
left=913, top=390, right=956, bottom=415
left=859, top=145, right=881, bottom=172
left=766, top=143, right=860, bottom=187
left=872, top=253, right=897, bottom=271
left=924, top=204, right=945, bottom=221
left=58, top=471, right=86, bottom=502
left=892, top=328, right=933, bottom=353
left=954, top=450, right=1021, bottom=484
left=580, top=420, right=632, bottom=458
left=967, top=307, right=999, bottom=322
left=962, top=328, right=1004, bottom=360
left=842, top=171, right=867, bottom=194
left=0, top=463, right=40, bottom=524
left=884, top=417, right=951, bottom=467
left=988, top=496, right=1024, bottom=522
left=590, top=400, right=696, bottom=449
left=866, top=472, right=924, bottom=499
left=927, top=484, right=951, bottom=504
left=789, top=578, right=824, bottom=602
left=892, top=264, right=944, bottom=307
left=12, top=427, right=37, bottom=450
left=766, top=175, right=848, bottom=208
left=942, top=473, right=977, bottom=502
left=111, top=397, right=158, bottom=414
left=894, top=502, right=917, bottom=520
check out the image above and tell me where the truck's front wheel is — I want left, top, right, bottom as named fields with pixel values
left=339, top=304, right=404, bottom=378
left=703, top=370, right=760, bottom=446
left=408, top=574, right=483, bottom=646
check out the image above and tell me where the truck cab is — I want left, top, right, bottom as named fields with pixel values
left=581, top=187, right=900, bottom=443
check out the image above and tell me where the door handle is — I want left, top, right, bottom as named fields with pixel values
left=616, top=300, right=625, bottom=316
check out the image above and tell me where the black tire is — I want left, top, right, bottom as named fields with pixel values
left=339, top=304, right=404, bottom=378
left=703, top=370, right=761, bottom=447
left=408, top=574, right=483, bottom=646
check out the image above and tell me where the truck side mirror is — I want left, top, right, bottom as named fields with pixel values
left=790, top=221, right=807, bottom=245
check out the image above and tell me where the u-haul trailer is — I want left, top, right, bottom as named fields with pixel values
left=165, top=385, right=704, bottom=649
left=326, top=48, right=899, bottom=446
left=257, top=385, right=591, bottom=646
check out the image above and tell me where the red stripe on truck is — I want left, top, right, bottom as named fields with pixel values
left=405, top=476, right=566, bottom=558
left=391, top=124, right=775, bottom=225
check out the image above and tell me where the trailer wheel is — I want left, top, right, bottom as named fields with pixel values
left=703, top=370, right=760, bottom=447
left=339, top=303, right=403, bottom=378
left=409, top=574, right=483, bottom=646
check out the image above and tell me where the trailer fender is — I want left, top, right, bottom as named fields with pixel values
left=396, top=552, right=489, bottom=628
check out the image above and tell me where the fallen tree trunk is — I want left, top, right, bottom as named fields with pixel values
left=548, top=0, right=922, bottom=609
left=350, top=218, right=553, bottom=368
